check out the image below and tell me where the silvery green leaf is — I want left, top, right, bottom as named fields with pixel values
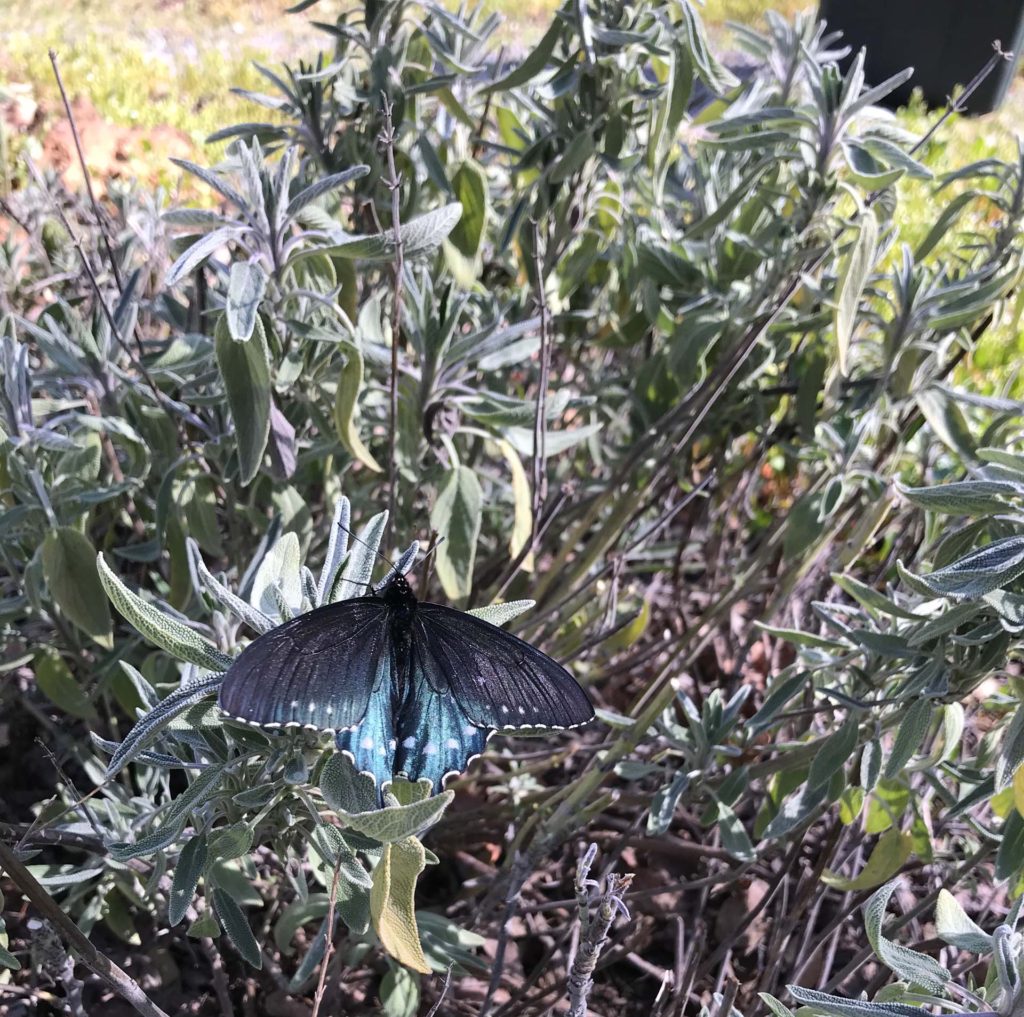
left=787, top=986, right=927, bottom=1017
left=321, top=752, right=378, bottom=814
left=896, top=480, right=1020, bottom=515
left=169, top=835, right=208, bottom=926
left=337, top=792, right=454, bottom=844
left=985, top=589, right=1024, bottom=634
left=91, top=732, right=202, bottom=771
left=309, top=824, right=373, bottom=889
left=715, top=800, right=755, bottom=861
left=214, top=313, right=271, bottom=485
left=109, top=765, right=227, bottom=861
left=306, top=203, right=463, bottom=263
left=500, top=422, right=603, bottom=458
left=317, top=497, right=352, bottom=606
left=285, top=166, right=369, bottom=220
left=864, top=880, right=950, bottom=991
left=759, top=993, right=793, bottom=1017
left=997, top=706, right=1024, bottom=790
left=250, top=532, right=303, bottom=620
left=226, top=261, right=267, bottom=342
left=31, top=865, right=105, bottom=888
left=467, top=600, right=535, bottom=626
left=807, top=717, right=859, bottom=791
left=764, top=782, right=829, bottom=840
left=165, top=226, right=245, bottom=287
left=187, top=538, right=273, bottom=635
left=898, top=537, right=1024, bottom=600
left=648, top=770, right=689, bottom=835
left=104, top=675, right=224, bottom=778
left=431, top=466, right=482, bottom=602
left=835, top=208, right=878, bottom=377
left=213, top=887, right=262, bottom=968
left=883, top=698, right=933, bottom=779
left=335, top=511, right=387, bottom=602
left=209, top=822, right=254, bottom=861
left=169, top=157, right=250, bottom=213
left=934, top=888, right=991, bottom=952
left=97, top=554, right=233, bottom=672
left=376, top=541, right=420, bottom=590
left=120, top=662, right=159, bottom=710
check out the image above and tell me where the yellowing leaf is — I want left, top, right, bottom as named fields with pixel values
left=603, top=599, right=650, bottom=653
left=333, top=342, right=382, bottom=473
left=370, top=839, right=430, bottom=974
left=838, top=786, right=865, bottom=826
left=992, top=784, right=1016, bottom=819
left=822, top=828, right=912, bottom=891
left=494, top=439, right=533, bottom=570
left=1014, top=765, right=1024, bottom=818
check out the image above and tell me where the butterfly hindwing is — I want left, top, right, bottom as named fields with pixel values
left=412, top=604, right=594, bottom=731
left=218, top=598, right=391, bottom=732
left=392, top=640, right=490, bottom=791
left=334, top=692, right=397, bottom=789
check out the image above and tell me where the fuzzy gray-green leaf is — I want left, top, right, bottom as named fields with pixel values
left=169, top=835, right=208, bottom=926
left=97, top=554, right=233, bottom=672
left=214, top=314, right=271, bottom=485
left=213, top=887, right=262, bottom=968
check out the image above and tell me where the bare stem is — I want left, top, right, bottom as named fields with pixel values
left=0, top=841, right=172, bottom=1017
left=49, top=48, right=124, bottom=295
left=529, top=219, right=551, bottom=549
left=311, top=852, right=344, bottom=1017
left=567, top=867, right=633, bottom=1017
left=380, top=93, right=405, bottom=552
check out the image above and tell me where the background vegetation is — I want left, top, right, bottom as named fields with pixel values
left=3, top=2, right=1024, bottom=1016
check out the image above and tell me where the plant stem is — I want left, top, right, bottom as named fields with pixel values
left=311, top=853, right=344, bottom=1017
left=0, top=841, right=172, bottom=1017
left=49, top=48, right=124, bottom=296
left=530, top=219, right=552, bottom=551
left=380, top=93, right=404, bottom=552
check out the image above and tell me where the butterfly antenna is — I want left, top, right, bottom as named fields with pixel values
left=334, top=519, right=399, bottom=571
left=334, top=519, right=422, bottom=594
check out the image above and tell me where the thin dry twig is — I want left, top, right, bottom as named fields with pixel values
left=529, top=218, right=552, bottom=546
left=379, top=93, right=405, bottom=552
left=311, top=852, right=345, bottom=1017
left=426, top=965, right=455, bottom=1017
left=49, top=48, right=124, bottom=295
left=0, top=841, right=172, bottom=1017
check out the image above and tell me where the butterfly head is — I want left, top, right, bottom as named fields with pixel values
left=379, top=571, right=417, bottom=612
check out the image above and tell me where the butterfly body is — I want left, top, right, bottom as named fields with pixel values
left=218, top=575, right=593, bottom=795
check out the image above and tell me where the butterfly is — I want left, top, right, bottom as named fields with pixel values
left=218, top=571, right=594, bottom=796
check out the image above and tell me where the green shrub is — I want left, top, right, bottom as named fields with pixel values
left=2, top=1, right=1024, bottom=1013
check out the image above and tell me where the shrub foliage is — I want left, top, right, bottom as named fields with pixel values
left=2, top=1, right=1024, bottom=1014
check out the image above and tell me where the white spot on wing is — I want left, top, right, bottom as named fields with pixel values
left=446, top=738, right=459, bottom=749
left=402, top=736, right=417, bottom=749
left=424, top=742, right=438, bottom=756
left=361, top=736, right=374, bottom=749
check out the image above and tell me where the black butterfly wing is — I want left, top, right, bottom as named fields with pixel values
left=411, top=603, right=594, bottom=731
left=218, top=597, right=393, bottom=732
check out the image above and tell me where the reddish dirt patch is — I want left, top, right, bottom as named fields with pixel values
left=37, top=96, right=194, bottom=193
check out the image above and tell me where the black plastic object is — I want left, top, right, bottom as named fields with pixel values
left=818, top=0, right=1024, bottom=114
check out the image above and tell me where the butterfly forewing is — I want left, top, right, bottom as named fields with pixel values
left=413, top=604, right=594, bottom=731
left=218, top=598, right=391, bottom=731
